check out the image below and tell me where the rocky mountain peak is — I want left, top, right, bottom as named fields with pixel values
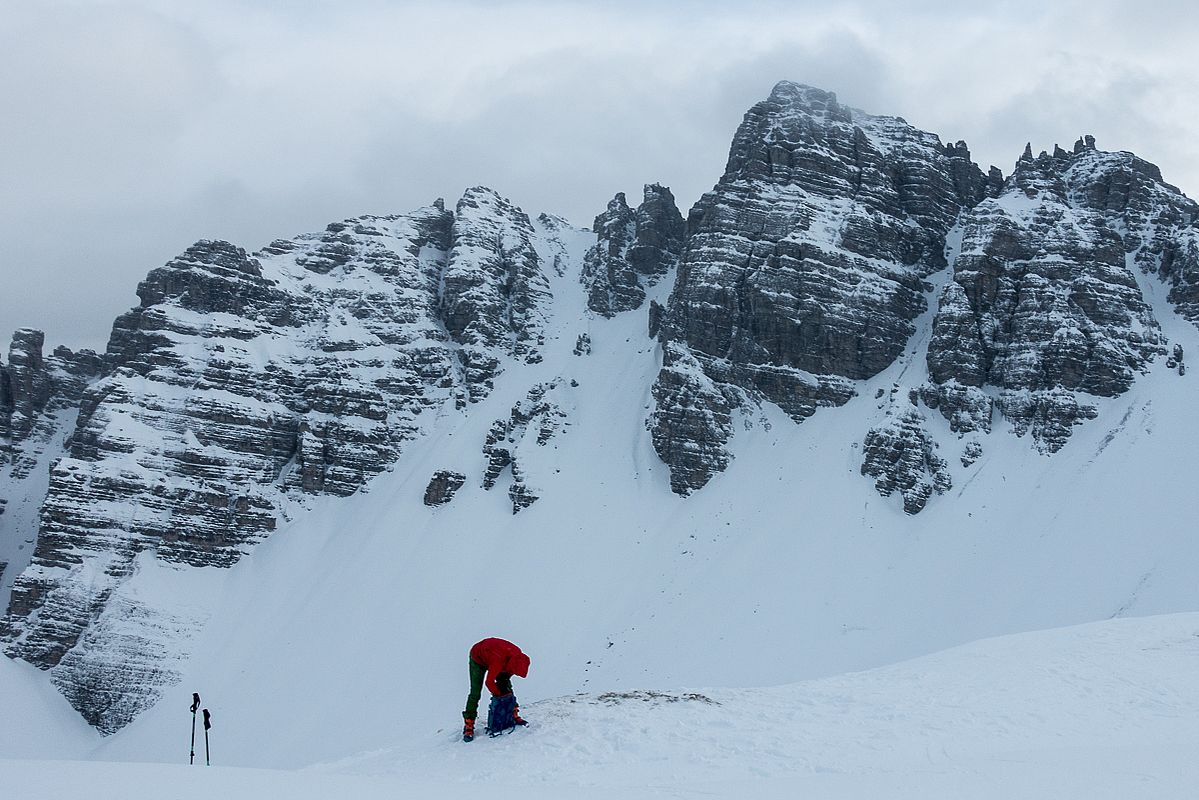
left=443, top=185, right=551, bottom=396
left=764, top=80, right=849, bottom=122
left=600, top=192, right=631, bottom=220
left=2, top=330, right=50, bottom=445
left=1, top=330, right=100, bottom=477
left=651, top=84, right=981, bottom=493
left=582, top=183, right=684, bottom=317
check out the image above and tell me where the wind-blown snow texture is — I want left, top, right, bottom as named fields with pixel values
left=1, top=81, right=1198, bottom=785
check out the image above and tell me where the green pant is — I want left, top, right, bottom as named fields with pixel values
left=463, top=660, right=513, bottom=720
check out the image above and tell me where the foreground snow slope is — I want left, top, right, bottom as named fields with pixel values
left=8, top=613, right=1199, bottom=799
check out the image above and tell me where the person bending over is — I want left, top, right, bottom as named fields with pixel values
left=462, top=637, right=530, bottom=742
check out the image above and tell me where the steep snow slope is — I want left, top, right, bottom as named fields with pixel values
left=7, top=614, right=1199, bottom=798
left=43, top=204, right=1194, bottom=770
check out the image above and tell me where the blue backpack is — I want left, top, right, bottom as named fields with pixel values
left=485, top=694, right=518, bottom=737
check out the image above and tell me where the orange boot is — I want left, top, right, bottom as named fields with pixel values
left=462, top=718, right=475, bottom=742
left=513, top=706, right=528, bottom=726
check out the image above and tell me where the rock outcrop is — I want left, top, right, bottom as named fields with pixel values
left=424, top=470, right=466, bottom=506
left=1062, top=137, right=1199, bottom=325
left=582, top=184, right=685, bottom=316
left=648, top=344, right=738, bottom=495
left=1, top=330, right=101, bottom=479
left=861, top=407, right=952, bottom=515
left=442, top=189, right=552, bottom=397
left=0, top=331, right=102, bottom=604
left=651, top=82, right=987, bottom=492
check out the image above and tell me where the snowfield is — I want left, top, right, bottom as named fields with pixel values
left=5, top=613, right=1198, bottom=798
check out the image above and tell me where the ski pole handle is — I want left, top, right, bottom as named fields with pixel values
left=191, top=692, right=201, bottom=713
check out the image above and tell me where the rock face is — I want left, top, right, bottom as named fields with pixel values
left=442, top=189, right=552, bottom=397
left=650, top=85, right=1190, bottom=501
left=0, top=331, right=102, bottom=604
left=1, top=187, right=562, bottom=734
left=627, top=184, right=688, bottom=285
left=0, top=330, right=101, bottom=480
left=582, top=184, right=685, bottom=316
left=1065, top=137, right=1199, bottom=325
left=647, top=343, right=738, bottom=496
left=0, top=330, right=52, bottom=456
left=651, top=82, right=987, bottom=493
left=924, top=139, right=1167, bottom=452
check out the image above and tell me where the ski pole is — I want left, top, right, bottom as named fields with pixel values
left=203, top=708, right=212, bottom=766
left=189, top=693, right=201, bottom=765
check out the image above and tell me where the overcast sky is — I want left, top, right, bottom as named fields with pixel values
left=3, top=0, right=1197, bottom=352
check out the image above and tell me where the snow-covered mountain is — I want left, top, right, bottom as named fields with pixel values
left=2, top=81, right=1198, bottom=778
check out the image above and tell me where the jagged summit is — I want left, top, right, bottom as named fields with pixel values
left=765, top=80, right=847, bottom=114
left=763, top=80, right=925, bottom=131
left=581, top=182, right=684, bottom=317
left=1015, top=135, right=1173, bottom=190
left=646, top=83, right=1198, bottom=496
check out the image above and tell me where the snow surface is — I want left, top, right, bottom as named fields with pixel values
left=5, top=613, right=1198, bottom=798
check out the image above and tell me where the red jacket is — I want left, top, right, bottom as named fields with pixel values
left=470, top=637, right=531, bottom=696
